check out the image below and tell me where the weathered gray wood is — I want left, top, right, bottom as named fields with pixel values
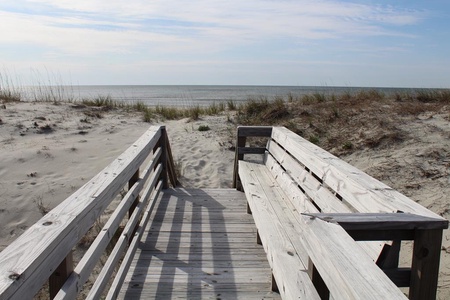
left=0, top=126, right=162, bottom=300
left=267, top=140, right=353, bottom=213
left=265, top=154, right=384, bottom=260
left=117, top=188, right=278, bottom=300
left=54, top=149, right=162, bottom=300
left=162, top=127, right=179, bottom=187
left=264, top=155, right=329, bottom=213
left=128, top=169, right=141, bottom=218
left=233, top=135, right=247, bottom=189
left=239, top=161, right=321, bottom=299
left=237, top=126, right=273, bottom=137
left=233, top=126, right=272, bottom=189
left=236, top=126, right=445, bottom=299
left=49, top=253, right=73, bottom=299
left=86, top=165, right=162, bottom=300
left=249, top=162, right=407, bottom=299
left=299, top=215, right=407, bottom=299
left=271, top=126, right=444, bottom=219
left=409, top=229, right=443, bottom=300
left=106, top=182, right=163, bottom=300
left=304, top=213, right=448, bottom=230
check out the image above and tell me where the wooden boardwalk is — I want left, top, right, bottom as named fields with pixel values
left=118, top=188, right=280, bottom=299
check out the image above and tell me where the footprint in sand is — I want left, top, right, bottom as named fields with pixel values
left=193, top=160, right=206, bottom=171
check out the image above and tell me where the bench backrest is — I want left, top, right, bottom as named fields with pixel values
left=266, top=126, right=442, bottom=219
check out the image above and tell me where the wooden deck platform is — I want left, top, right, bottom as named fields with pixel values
left=118, top=188, right=280, bottom=299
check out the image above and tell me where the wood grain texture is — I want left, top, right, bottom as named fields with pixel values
left=106, top=182, right=163, bottom=300
left=0, top=126, right=162, bottom=300
left=117, top=188, right=281, bottom=300
left=271, top=126, right=444, bottom=219
left=54, top=155, right=162, bottom=300
left=298, top=215, right=407, bottom=299
left=265, top=139, right=384, bottom=261
left=409, top=229, right=443, bottom=300
left=239, top=161, right=321, bottom=299
left=86, top=165, right=162, bottom=300
left=304, top=213, right=448, bottom=230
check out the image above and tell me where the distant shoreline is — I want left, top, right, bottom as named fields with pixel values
left=9, top=84, right=450, bottom=106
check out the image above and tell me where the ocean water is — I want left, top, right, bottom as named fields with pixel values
left=23, top=85, right=420, bottom=107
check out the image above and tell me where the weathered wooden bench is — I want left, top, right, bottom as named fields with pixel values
left=233, top=126, right=448, bottom=300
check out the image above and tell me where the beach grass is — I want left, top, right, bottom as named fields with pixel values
left=1, top=72, right=449, bottom=147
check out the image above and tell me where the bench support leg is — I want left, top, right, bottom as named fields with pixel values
left=377, top=240, right=401, bottom=269
left=409, top=229, right=443, bottom=300
left=246, top=202, right=252, bottom=214
left=308, top=258, right=329, bottom=300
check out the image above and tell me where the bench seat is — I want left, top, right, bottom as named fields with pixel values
left=239, top=161, right=407, bottom=299
left=235, top=126, right=448, bottom=299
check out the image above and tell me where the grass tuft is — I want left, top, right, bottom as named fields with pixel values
left=198, top=125, right=210, bottom=131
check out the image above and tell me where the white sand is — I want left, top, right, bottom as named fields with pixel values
left=0, top=101, right=449, bottom=298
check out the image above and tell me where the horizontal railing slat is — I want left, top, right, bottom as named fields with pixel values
left=54, top=147, right=162, bottom=300
left=0, top=126, right=162, bottom=300
left=86, top=164, right=163, bottom=300
left=106, top=181, right=163, bottom=300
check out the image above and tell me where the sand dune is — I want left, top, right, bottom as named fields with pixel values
left=0, top=101, right=449, bottom=298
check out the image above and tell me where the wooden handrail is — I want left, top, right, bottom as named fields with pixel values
left=0, top=126, right=178, bottom=300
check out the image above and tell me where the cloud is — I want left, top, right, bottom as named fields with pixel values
left=1, top=0, right=424, bottom=56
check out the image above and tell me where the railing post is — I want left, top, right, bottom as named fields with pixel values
left=128, top=169, right=140, bottom=218
left=232, top=127, right=247, bottom=190
left=49, top=252, right=74, bottom=299
left=158, top=126, right=169, bottom=189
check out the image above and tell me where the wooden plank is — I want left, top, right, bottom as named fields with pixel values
left=106, top=182, right=163, bottom=300
left=409, top=229, right=443, bottom=300
left=128, top=258, right=269, bottom=268
left=237, top=126, right=273, bottom=137
left=239, top=161, right=321, bottom=299
left=298, top=215, right=407, bottom=299
left=118, top=188, right=276, bottom=299
left=128, top=169, right=141, bottom=218
left=0, top=126, right=162, bottom=300
left=271, top=127, right=444, bottom=219
left=264, top=155, right=328, bottom=213
left=49, top=253, right=73, bottom=299
left=147, top=223, right=258, bottom=233
left=55, top=149, right=163, bottom=299
left=304, top=213, right=448, bottom=230
left=86, top=165, right=162, bottom=299
left=121, top=288, right=280, bottom=300
left=238, top=147, right=266, bottom=155
left=264, top=155, right=383, bottom=260
left=267, top=140, right=353, bottom=213
left=233, top=135, right=247, bottom=189
left=250, top=163, right=406, bottom=299
left=162, top=126, right=179, bottom=187
left=131, top=252, right=268, bottom=261
left=140, top=241, right=264, bottom=250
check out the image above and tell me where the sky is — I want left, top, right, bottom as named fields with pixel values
left=1, top=0, right=449, bottom=87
